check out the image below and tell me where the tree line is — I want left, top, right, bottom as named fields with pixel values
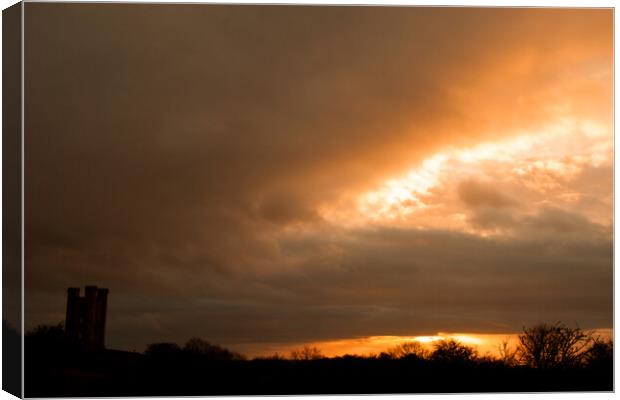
left=21, top=320, right=613, bottom=396
left=23, top=320, right=612, bottom=370
left=139, top=321, right=612, bottom=369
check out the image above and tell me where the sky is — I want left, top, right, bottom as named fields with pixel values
left=24, top=4, right=613, bottom=356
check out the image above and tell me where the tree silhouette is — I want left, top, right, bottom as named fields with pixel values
left=516, top=322, right=593, bottom=369
left=290, top=345, right=323, bottom=360
left=386, top=341, right=428, bottom=360
left=145, top=342, right=183, bottom=357
left=497, top=337, right=518, bottom=366
left=430, top=339, right=477, bottom=365
left=254, top=352, right=286, bottom=361
left=23, top=322, right=614, bottom=395
left=27, top=322, right=65, bottom=341
left=25, top=322, right=69, bottom=352
left=584, top=338, right=613, bottom=370
left=183, top=337, right=245, bottom=361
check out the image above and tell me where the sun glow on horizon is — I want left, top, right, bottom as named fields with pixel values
left=239, top=333, right=502, bottom=359
left=237, top=329, right=613, bottom=360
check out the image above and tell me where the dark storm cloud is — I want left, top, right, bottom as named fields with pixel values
left=23, top=4, right=612, bottom=351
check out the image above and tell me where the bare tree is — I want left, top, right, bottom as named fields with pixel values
left=290, top=345, right=323, bottom=360
left=497, top=336, right=518, bottom=366
left=516, top=322, right=593, bottom=369
left=255, top=352, right=286, bottom=361
left=386, top=341, right=429, bottom=359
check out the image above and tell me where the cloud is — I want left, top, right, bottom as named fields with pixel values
left=23, top=5, right=612, bottom=353
left=521, top=206, right=610, bottom=236
left=458, top=180, right=517, bottom=209
left=27, top=204, right=612, bottom=352
left=467, top=209, right=517, bottom=230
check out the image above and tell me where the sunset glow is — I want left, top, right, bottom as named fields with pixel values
left=239, top=329, right=614, bottom=360
left=18, top=5, right=615, bottom=396
left=24, top=6, right=612, bottom=362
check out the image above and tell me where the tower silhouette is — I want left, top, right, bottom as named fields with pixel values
left=65, top=286, right=108, bottom=349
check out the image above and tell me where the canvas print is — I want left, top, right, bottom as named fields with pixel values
left=2, top=2, right=614, bottom=397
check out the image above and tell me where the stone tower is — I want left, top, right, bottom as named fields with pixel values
left=65, top=286, right=109, bottom=350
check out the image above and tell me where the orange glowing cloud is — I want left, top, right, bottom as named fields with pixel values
left=318, top=117, right=612, bottom=236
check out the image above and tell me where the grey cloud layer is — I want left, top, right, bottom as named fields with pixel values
left=27, top=205, right=612, bottom=351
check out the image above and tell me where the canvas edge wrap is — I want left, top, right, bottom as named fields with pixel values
left=2, top=2, right=24, bottom=398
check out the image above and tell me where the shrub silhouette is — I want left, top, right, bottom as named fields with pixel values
left=26, top=322, right=65, bottom=342
left=516, top=322, right=593, bottom=369
left=430, top=339, right=477, bottom=365
left=25, top=322, right=70, bottom=353
left=183, top=337, right=245, bottom=361
left=145, top=342, right=183, bottom=358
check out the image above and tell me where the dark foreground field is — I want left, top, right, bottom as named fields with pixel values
left=25, top=346, right=613, bottom=397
